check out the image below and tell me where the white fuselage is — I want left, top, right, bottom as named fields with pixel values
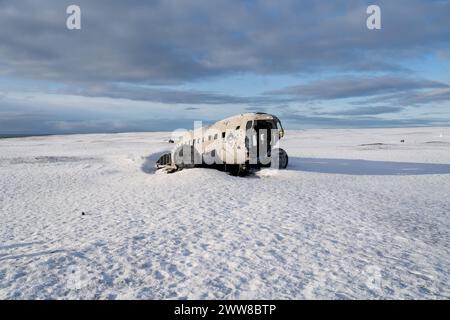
left=175, top=113, right=284, bottom=165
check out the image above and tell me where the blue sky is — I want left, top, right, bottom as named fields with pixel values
left=0, top=0, right=449, bottom=134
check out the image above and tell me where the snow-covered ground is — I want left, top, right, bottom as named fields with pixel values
left=0, top=127, right=449, bottom=299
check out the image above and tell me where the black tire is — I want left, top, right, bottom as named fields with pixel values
left=271, top=148, right=289, bottom=169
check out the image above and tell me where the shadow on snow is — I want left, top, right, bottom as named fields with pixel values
left=288, top=157, right=450, bottom=176
left=141, top=151, right=450, bottom=176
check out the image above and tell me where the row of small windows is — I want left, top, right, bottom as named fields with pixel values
left=182, top=125, right=243, bottom=145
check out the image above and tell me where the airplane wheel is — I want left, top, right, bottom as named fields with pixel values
left=272, top=148, right=289, bottom=169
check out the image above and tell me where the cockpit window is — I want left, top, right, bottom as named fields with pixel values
left=276, top=119, right=283, bottom=131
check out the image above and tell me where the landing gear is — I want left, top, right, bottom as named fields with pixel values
left=271, top=148, right=289, bottom=169
left=155, top=152, right=172, bottom=168
left=227, top=164, right=249, bottom=176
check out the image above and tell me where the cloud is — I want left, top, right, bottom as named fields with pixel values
left=401, top=88, right=450, bottom=106
left=58, top=84, right=291, bottom=105
left=280, top=113, right=445, bottom=128
left=1, top=1, right=449, bottom=133
left=269, top=76, right=449, bottom=100
left=0, top=0, right=449, bottom=84
left=347, top=87, right=450, bottom=107
left=0, top=118, right=199, bottom=135
left=0, top=107, right=204, bottom=135
left=0, top=91, right=257, bottom=134
left=316, top=106, right=403, bottom=116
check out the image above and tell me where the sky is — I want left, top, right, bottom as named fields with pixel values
left=0, top=0, right=449, bottom=135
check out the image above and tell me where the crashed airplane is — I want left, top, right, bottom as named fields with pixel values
left=156, top=112, right=288, bottom=176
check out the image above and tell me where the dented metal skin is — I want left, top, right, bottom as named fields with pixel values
left=156, top=113, right=288, bottom=175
